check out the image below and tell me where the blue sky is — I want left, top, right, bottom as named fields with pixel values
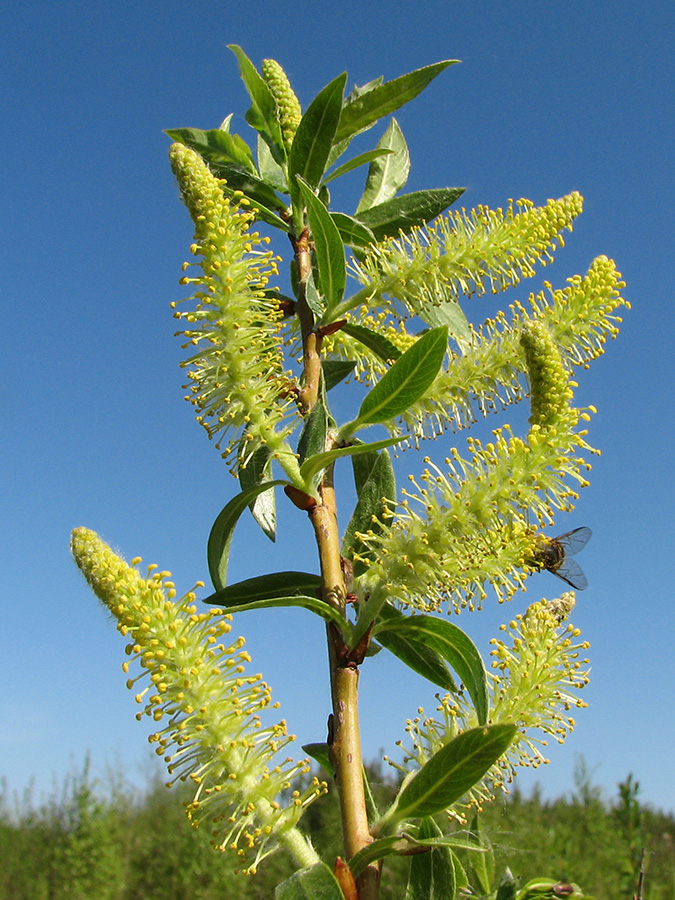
left=2, top=1, right=673, bottom=817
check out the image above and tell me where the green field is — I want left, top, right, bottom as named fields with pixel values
left=1, top=761, right=672, bottom=899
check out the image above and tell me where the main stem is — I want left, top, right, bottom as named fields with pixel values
left=292, top=229, right=379, bottom=899
left=310, top=480, right=380, bottom=900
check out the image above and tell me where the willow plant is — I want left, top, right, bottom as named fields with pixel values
left=71, top=49, right=627, bottom=900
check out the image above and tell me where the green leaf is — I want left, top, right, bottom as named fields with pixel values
left=419, top=298, right=472, bottom=346
left=204, top=570, right=321, bottom=605
left=289, top=72, right=346, bottom=189
left=219, top=186, right=289, bottom=231
left=330, top=212, right=376, bottom=248
left=207, top=481, right=288, bottom=592
left=465, top=815, right=495, bottom=895
left=299, top=436, right=403, bottom=484
left=322, top=77, right=385, bottom=173
left=346, top=75, right=384, bottom=102
left=203, top=591, right=348, bottom=633
left=257, top=134, right=288, bottom=192
left=342, top=448, right=396, bottom=573
left=228, top=44, right=286, bottom=165
left=348, top=831, right=481, bottom=881
left=166, top=126, right=289, bottom=229
left=355, top=327, right=448, bottom=427
left=297, top=178, right=346, bottom=310
left=495, top=868, right=518, bottom=900
left=335, top=60, right=458, bottom=145
left=382, top=724, right=516, bottom=825
left=166, top=126, right=257, bottom=175
left=362, top=764, right=381, bottom=821
left=376, top=607, right=489, bottom=725
left=406, top=817, right=456, bottom=900
left=301, top=742, right=332, bottom=774
left=357, top=118, right=410, bottom=214
left=297, top=391, right=329, bottom=465
left=323, top=148, right=394, bottom=185
left=355, top=187, right=465, bottom=240
left=451, top=850, right=470, bottom=893
left=304, top=269, right=325, bottom=319
left=275, top=863, right=345, bottom=900
left=375, top=606, right=458, bottom=694
left=322, top=359, right=356, bottom=391
left=204, top=165, right=288, bottom=229
left=238, top=444, right=276, bottom=541
left=349, top=835, right=413, bottom=878
left=340, top=321, right=402, bottom=363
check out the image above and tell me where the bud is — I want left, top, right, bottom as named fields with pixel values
left=261, top=58, right=302, bottom=152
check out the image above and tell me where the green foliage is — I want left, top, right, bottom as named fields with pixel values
left=378, top=725, right=517, bottom=828
left=207, top=480, right=289, bottom=590
left=2, top=763, right=674, bottom=900
left=275, top=862, right=346, bottom=900
left=375, top=605, right=488, bottom=723
left=349, top=326, right=448, bottom=431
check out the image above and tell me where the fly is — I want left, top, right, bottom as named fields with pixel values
left=534, top=526, right=592, bottom=591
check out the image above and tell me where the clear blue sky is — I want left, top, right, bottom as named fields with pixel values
left=2, top=1, right=673, bottom=816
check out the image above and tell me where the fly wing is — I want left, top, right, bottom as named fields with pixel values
left=556, top=526, right=592, bottom=557
left=553, top=557, right=588, bottom=591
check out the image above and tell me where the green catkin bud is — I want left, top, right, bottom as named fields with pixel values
left=520, top=320, right=571, bottom=429
left=261, top=59, right=302, bottom=152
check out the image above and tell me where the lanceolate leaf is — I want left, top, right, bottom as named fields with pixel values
left=342, top=448, right=396, bottom=570
left=382, top=724, right=516, bottom=826
left=357, top=118, right=410, bottom=214
left=301, top=742, right=333, bottom=774
left=335, top=60, right=458, bottom=145
left=219, top=187, right=289, bottom=231
left=297, top=178, right=346, bottom=310
left=348, top=831, right=484, bottom=880
left=375, top=612, right=459, bottom=693
left=238, top=444, right=276, bottom=541
left=376, top=606, right=489, bottom=724
left=346, top=75, right=384, bottom=102
left=275, top=863, right=346, bottom=900
left=228, top=44, right=286, bottom=165
left=466, top=814, right=495, bottom=895
left=330, top=212, right=376, bottom=249
left=296, top=391, right=329, bottom=465
left=304, top=269, right=325, bottom=318
left=406, top=817, right=456, bottom=900
left=203, top=591, right=348, bottom=633
left=419, top=299, right=472, bottom=345
left=299, top=436, right=404, bottom=483
left=340, top=321, right=402, bottom=362
left=207, top=481, right=288, bottom=592
left=289, top=72, right=346, bottom=189
left=166, top=127, right=257, bottom=175
left=166, top=127, right=289, bottom=229
left=323, top=148, right=394, bottom=185
left=348, top=836, right=414, bottom=878
left=204, top=570, right=322, bottom=605
left=322, top=359, right=356, bottom=391
left=355, top=327, right=448, bottom=427
left=257, top=134, right=288, bottom=191
left=355, top=187, right=465, bottom=240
